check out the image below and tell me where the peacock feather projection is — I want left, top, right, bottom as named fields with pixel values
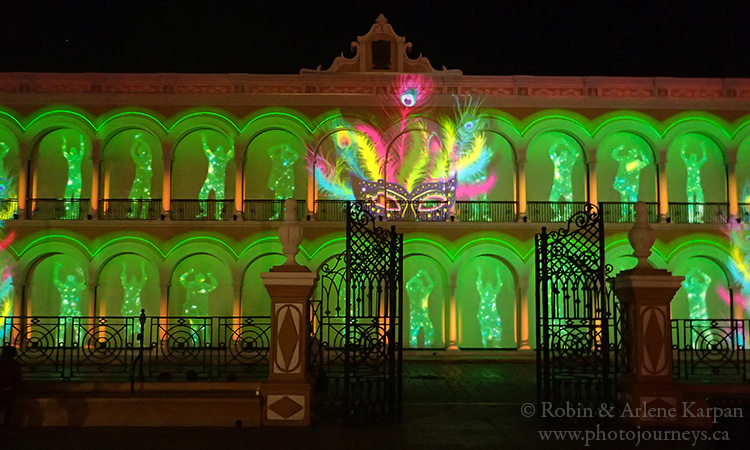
left=0, top=174, right=14, bottom=337
left=307, top=75, right=497, bottom=215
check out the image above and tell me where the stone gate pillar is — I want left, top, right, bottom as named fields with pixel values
left=260, top=199, right=317, bottom=426
left=614, top=201, right=683, bottom=425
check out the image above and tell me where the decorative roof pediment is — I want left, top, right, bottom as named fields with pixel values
left=301, top=14, right=461, bottom=75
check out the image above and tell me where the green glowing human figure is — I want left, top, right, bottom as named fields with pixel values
left=406, top=270, right=435, bottom=348
left=476, top=266, right=503, bottom=348
left=680, top=145, right=707, bottom=223
left=198, top=134, right=233, bottom=219
left=682, top=268, right=712, bottom=346
left=61, top=135, right=85, bottom=219
left=683, top=268, right=711, bottom=322
left=548, top=143, right=580, bottom=221
left=121, top=261, right=147, bottom=318
left=612, top=145, right=651, bottom=221
left=128, top=134, right=153, bottom=219
left=179, top=269, right=217, bottom=319
left=267, top=144, right=299, bottom=220
left=53, top=263, right=86, bottom=342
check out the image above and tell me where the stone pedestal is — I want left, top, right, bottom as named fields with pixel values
left=615, top=269, right=683, bottom=425
left=614, top=201, right=684, bottom=425
left=260, top=267, right=317, bottom=426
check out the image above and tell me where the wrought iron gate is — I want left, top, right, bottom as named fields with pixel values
left=310, top=201, right=403, bottom=422
left=535, top=203, right=622, bottom=410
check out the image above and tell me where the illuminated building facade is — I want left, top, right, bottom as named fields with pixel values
left=1, top=15, right=749, bottom=351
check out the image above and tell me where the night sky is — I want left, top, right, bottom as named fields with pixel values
left=2, top=1, right=750, bottom=77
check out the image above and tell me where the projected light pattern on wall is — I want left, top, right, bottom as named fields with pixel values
left=406, top=270, right=435, bottom=348
left=198, top=134, right=233, bottom=219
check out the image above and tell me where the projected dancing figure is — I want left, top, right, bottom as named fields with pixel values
left=198, top=134, right=233, bottom=219
left=179, top=269, right=217, bottom=320
left=61, top=136, right=85, bottom=219
left=612, top=145, right=651, bottom=221
left=476, top=266, right=503, bottom=348
left=128, top=134, right=153, bottom=219
left=681, top=145, right=707, bottom=223
left=54, top=263, right=86, bottom=342
left=406, top=270, right=435, bottom=348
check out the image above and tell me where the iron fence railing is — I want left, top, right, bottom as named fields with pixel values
left=99, top=199, right=163, bottom=220
left=27, top=198, right=89, bottom=220
left=0, top=198, right=18, bottom=220
left=671, top=319, right=748, bottom=382
left=668, top=202, right=728, bottom=224
left=170, top=199, right=235, bottom=221
left=599, top=202, right=658, bottom=223
left=243, top=199, right=308, bottom=221
left=455, top=201, right=516, bottom=222
left=526, top=201, right=589, bottom=222
left=315, top=200, right=349, bottom=221
left=0, top=314, right=271, bottom=381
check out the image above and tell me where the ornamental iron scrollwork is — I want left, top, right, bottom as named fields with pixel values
left=309, top=200, right=403, bottom=422
left=535, top=203, right=623, bottom=412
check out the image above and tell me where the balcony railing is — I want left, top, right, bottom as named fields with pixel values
left=668, top=202, right=728, bottom=224
left=170, top=199, right=235, bottom=221
left=526, top=201, right=589, bottom=222
left=28, top=198, right=89, bottom=220
left=99, top=199, right=163, bottom=220
left=243, top=199, right=309, bottom=221
left=315, top=200, right=349, bottom=221
left=456, top=201, right=516, bottom=222
left=671, top=319, right=748, bottom=382
left=0, top=314, right=271, bottom=381
left=599, top=202, right=658, bottom=223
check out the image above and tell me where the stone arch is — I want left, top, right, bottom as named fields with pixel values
left=17, top=242, right=90, bottom=317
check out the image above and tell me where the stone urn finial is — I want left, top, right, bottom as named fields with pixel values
left=628, top=201, right=656, bottom=270
left=279, top=199, right=303, bottom=265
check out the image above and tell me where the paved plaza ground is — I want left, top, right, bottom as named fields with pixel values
left=0, top=357, right=742, bottom=450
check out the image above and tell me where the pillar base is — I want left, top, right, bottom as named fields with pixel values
left=261, top=380, right=312, bottom=426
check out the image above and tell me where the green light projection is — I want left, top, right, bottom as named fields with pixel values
left=476, top=266, right=503, bottom=348
left=120, top=261, right=146, bottom=317
left=179, top=268, right=217, bottom=318
left=128, top=134, right=153, bottom=218
left=267, top=144, right=299, bottom=219
left=406, top=270, right=435, bottom=348
left=54, top=262, right=86, bottom=340
left=61, top=135, right=85, bottom=219
left=681, top=144, right=707, bottom=223
left=198, top=133, right=233, bottom=219
left=612, top=144, right=651, bottom=217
